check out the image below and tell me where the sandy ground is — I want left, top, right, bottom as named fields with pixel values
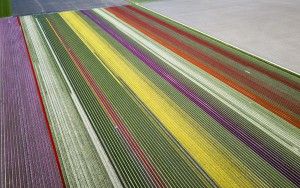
left=143, top=0, right=300, bottom=73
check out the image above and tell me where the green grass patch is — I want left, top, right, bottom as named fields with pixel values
left=0, top=0, right=12, bottom=17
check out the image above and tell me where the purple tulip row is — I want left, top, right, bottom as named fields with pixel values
left=0, top=17, right=63, bottom=187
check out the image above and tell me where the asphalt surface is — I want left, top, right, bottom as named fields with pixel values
left=143, top=0, right=300, bottom=73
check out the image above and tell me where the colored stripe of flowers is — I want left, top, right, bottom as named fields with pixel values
left=44, top=15, right=153, bottom=187
left=106, top=6, right=300, bottom=127
left=0, top=17, right=63, bottom=187
left=82, top=10, right=300, bottom=186
left=126, top=5, right=300, bottom=92
left=46, top=13, right=216, bottom=187
left=18, top=17, right=66, bottom=188
left=48, top=16, right=165, bottom=188
left=62, top=11, right=260, bottom=187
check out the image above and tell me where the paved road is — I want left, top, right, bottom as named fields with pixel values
left=144, top=0, right=300, bottom=73
left=12, top=0, right=126, bottom=16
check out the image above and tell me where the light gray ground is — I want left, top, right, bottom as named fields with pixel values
left=143, top=0, right=300, bottom=73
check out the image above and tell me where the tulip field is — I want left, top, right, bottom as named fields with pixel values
left=1, top=3, right=300, bottom=188
left=0, top=0, right=125, bottom=18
